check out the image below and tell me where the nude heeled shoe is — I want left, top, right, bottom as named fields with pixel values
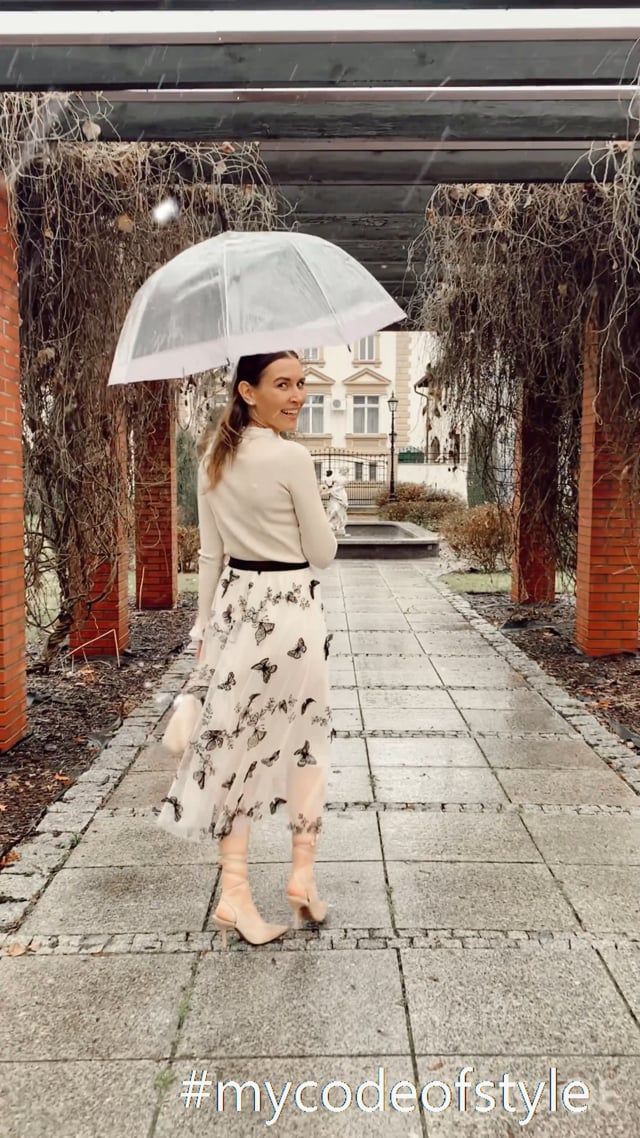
left=286, top=835, right=328, bottom=928
left=212, top=852, right=289, bottom=947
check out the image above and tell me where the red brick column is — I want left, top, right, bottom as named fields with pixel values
left=511, top=384, right=558, bottom=603
left=134, top=383, right=178, bottom=610
left=0, top=181, right=27, bottom=750
left=69, top=408, right=130, bottom=657
left=575, top=320, right=640, bottom=656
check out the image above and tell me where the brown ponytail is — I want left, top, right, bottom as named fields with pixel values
left=203, top=351, right=298, bottom=490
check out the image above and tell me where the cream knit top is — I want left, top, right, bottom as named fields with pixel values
left=189, top=424, right=338, bottom=640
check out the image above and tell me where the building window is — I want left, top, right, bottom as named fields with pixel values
left=313, top=460, right=322, bottom=480
left=354, top=461, right=363, bottom=481
left=298, top=394, right=325, bottom=434
left=429, top=437, right=441, bottom=463
left=369, top=462, right=377, bottom=481
left=353, top=394, right=379, bottom=434
left=301, top=346, right=320, bottom=362
left=354, top=335, right=377, bottom=363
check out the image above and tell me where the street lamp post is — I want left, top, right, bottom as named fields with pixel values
left=387, top=392, right=398, bottom=503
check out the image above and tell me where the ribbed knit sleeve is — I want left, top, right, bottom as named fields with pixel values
left=285, top=443, right=338, bottom=569
left=188, top=458, right=227, bottom=642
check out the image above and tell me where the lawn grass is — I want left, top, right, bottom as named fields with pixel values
left=442, top=570, right=574, bottom=595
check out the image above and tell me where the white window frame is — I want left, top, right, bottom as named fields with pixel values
left=297, top=393, right=325, bottom=435
left=354, top=335, right=378, bottom=363
left=352, top=394, right=380, bottom=434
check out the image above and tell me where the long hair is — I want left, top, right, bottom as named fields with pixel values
left=202, top=351, right=299, bottom=490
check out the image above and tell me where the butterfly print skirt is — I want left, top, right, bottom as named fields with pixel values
left=155, top=563, right=334, bottom=842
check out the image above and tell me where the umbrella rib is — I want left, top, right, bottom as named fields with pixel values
left=291, top=241, right=347, bottom=345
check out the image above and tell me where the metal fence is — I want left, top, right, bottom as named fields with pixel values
left=309, top=448, right=389, bottom=507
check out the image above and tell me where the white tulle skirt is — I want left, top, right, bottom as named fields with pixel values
left=155, top=561, right=334, bottom=843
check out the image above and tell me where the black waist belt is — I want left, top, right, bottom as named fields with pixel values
left=228, top=556, right=310, bottom=572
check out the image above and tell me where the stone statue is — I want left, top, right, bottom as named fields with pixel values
left=322, top=466, right=349, bottom=536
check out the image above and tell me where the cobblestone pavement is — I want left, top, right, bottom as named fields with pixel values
left=1, top=560, right=640, bottom=1135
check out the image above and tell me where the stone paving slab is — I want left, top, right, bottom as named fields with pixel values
left=415, top=1055, right=640, bottom=1135
left=0, top=954, right=194, bottom=1060
left=401, top=948, right=640, bottom=1054
left=17, top=864, right=215, bottom=936
left=363, top=708, right=469, bottom=733
left=178, top=950, right=408, bottom=1057
left=388, top=862, right=578, bottom=930
left=522, top=814, right=640, bottom=865
left=372, top=768, right=507, bottom=804
left=359, top=687, right=455, bottom=709
left=379, top=811, right=542, bottom=862
left=429, top=658, right=528, bottom=688
left=207, top=861, right=391, bottom=930
left=498, top=769, right=639, bottom=807
left=367, top=737, right=487, bottom=768
left=154, top=1057, right=420, bottom=1136
left=64, top=813, right=220, bottom=869
left=476, top=736, right=606, bottom=770
left=600, top=946, right=640, bottom=1021
left=1, top=1060, right=162, bottom=1138
left=550, top=865, right=640, bottom=936
left=353, top=657, right=443, bottom=687
left=249, top=810, right=382, bottom=863
left=328, top=765, right=373, bottom=803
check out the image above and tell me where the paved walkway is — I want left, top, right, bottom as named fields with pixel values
left=1, top=559, right=640, bottom=1135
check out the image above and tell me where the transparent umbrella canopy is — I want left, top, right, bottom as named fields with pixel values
left=107, top=230, right=406, bottom=385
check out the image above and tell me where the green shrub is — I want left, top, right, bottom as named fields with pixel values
left=440, top=504, right=513, bottom=572
left=177, top=525, right=200, bottom=573
left=377, top=482, right=464, bottom=530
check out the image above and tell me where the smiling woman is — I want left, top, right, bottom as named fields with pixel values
left=153, top=349, right=338, bottom=948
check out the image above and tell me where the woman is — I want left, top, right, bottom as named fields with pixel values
left=156, top=351, right=338, bottom=948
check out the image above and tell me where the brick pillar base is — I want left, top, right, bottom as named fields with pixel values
left=69, top=409, right=129, bottom=658
left=134, top=383, right=178, bottom=610
left=0, top=181, right=27, bottom=751
left=575, top=320, right=640, bottom=656
left=511, top=384, right=558, bottom=603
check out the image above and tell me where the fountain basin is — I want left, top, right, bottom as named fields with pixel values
left=335, top=520, right=439, bottom=559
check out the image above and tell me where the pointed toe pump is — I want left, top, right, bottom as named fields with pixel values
left=212, top=851, right=289, bottom=947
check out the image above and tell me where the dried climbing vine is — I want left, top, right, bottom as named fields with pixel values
left=408, top=138, right=640, bottom=581
left=0, top=93, right=292, bottom=668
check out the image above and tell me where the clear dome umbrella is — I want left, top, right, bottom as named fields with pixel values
left=107, top=230, right=406, bottom=385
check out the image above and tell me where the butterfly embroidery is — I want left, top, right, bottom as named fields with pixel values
left=251, top=657, right=278, bottom=683
left=247, top=727, right=267, bottom=750
left=221, top=772, right=236, bottom=790
left=243, top=759, right=258, bottom=781
left=222, top=604, right=233, bottom=625
left=277, top=699, right=288, bottom=714
left=323, top=633, right=333, bottom=660
left=217, top=671, right=236, bottom=690
left=193, top=769, right=206, bottom=790
left=230, top=721, right=243, bottom=739
left=287, top=637, right=307, bottom=659
left=285, top=589, right=298, bottom=603
left=309, top=579, right=320, bottom=599
left=330, top=727, right=337, bottom=740
left=270, top=796, right=287, bottom=815
left=220, top=569, right=240, bottom=596
left=295, top=739, right=317, bottom=767
left=161, top=795, right=182, bottom=822
left=201, top=728, right=226, bottom=750
left=243, top=692, right=261, bottom=713
left=255, top=619, right=275, bottom=644
left=301, top=697, right=316, bottom=715
left=261, top=750, right=280, bottom=766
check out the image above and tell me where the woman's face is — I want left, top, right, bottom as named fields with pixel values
left=240, top=356, right=307, bottom=433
